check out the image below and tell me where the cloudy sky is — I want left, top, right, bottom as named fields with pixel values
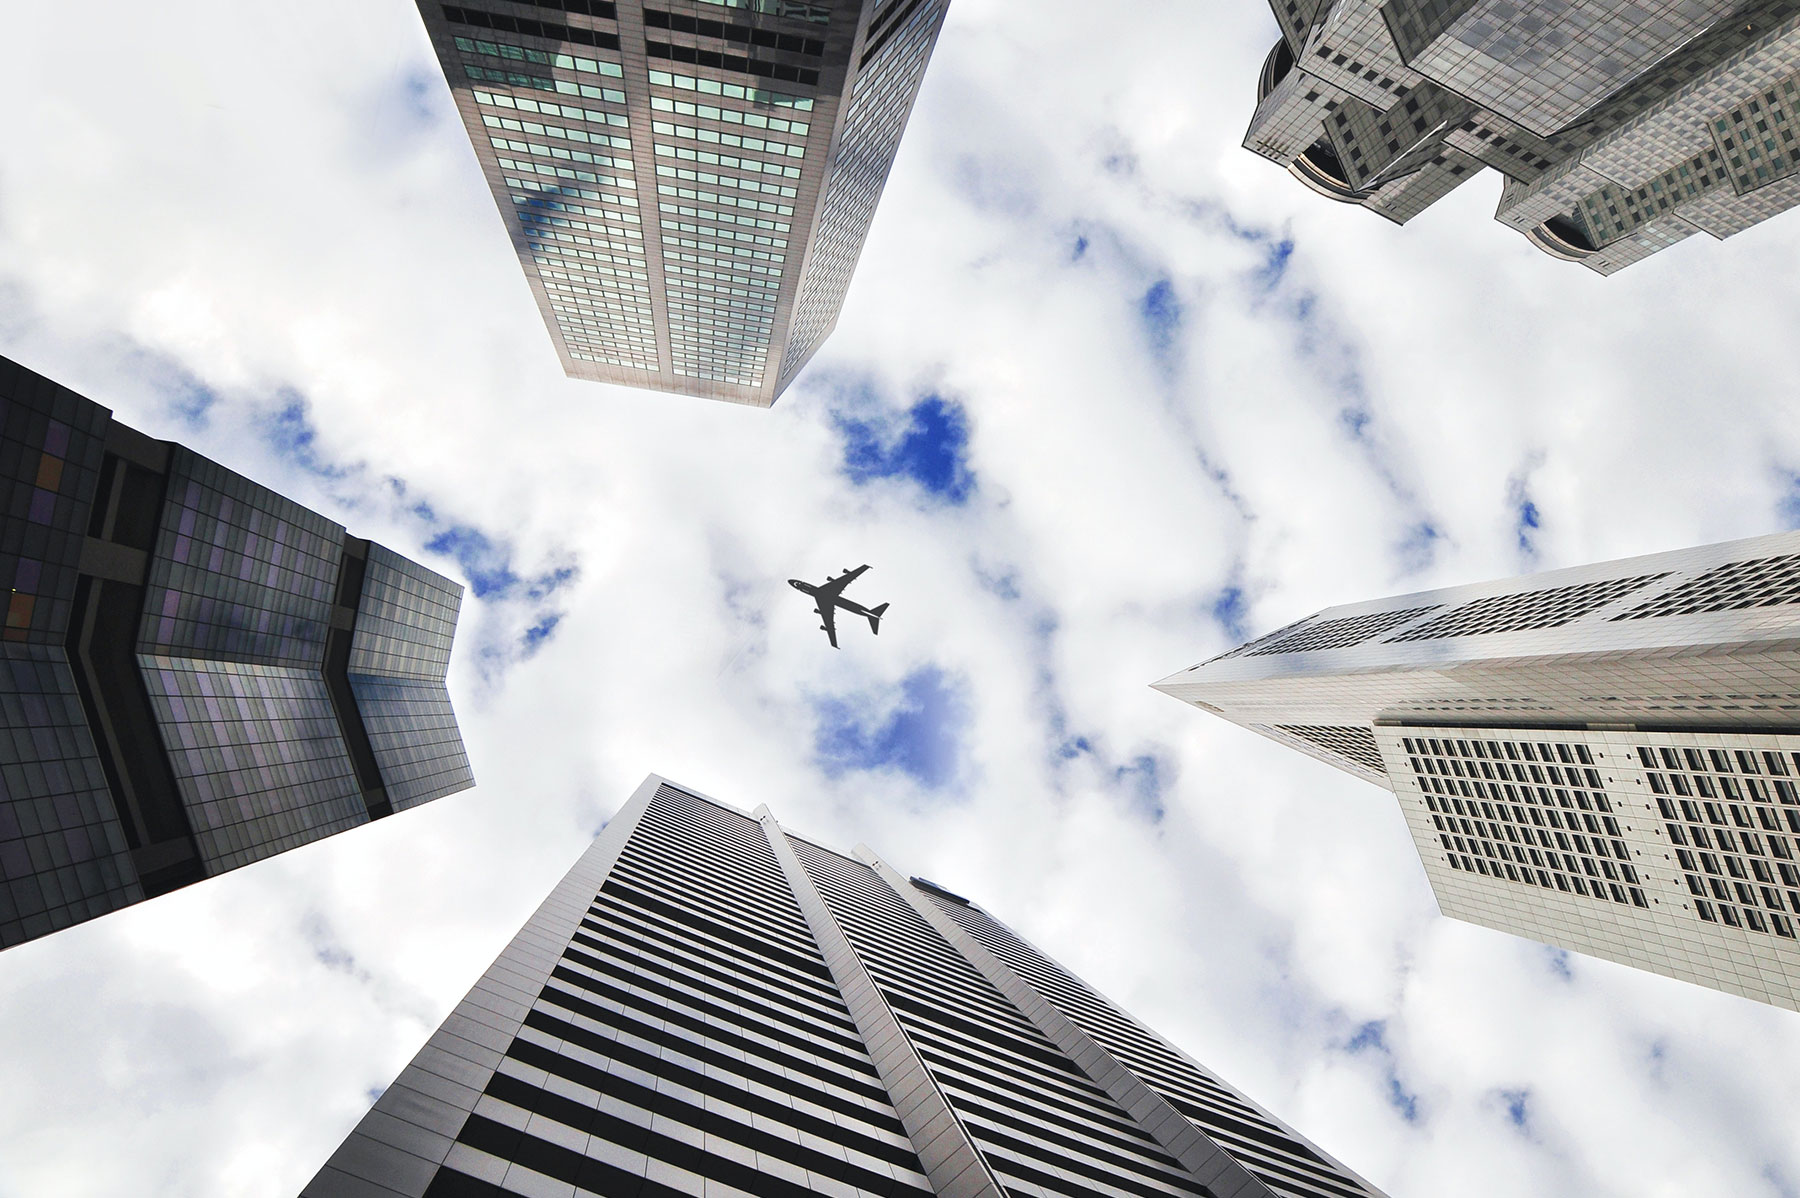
left=4, top=0, right=1800, bottom=1195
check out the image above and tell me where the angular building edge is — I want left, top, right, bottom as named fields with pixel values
left=1, top=352, right=474, bottom=950
left=1157, top=529, right=1800, bottom=1012
left=301, top=776, right=661, bottom=1198
left=1245, top=0, right=1800, bottom=273
left=300, top=773, right=1391, bottom=1198
left=414, top=0, right=953, bottom=406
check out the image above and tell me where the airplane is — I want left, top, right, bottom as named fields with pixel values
left=789, top=564, right=889, bottom=649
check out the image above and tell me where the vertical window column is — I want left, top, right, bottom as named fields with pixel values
left=861, top=849, right=1275, bottom=1198
left=757, top=808, right=1005, bottom=1198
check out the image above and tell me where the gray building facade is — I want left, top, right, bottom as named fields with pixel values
left=303, top=775, right=1387, bottom=1198
left=1247, top=0, right=1800, bottom=272
left=1156, top=531, right=1800, bottom=1009
left=415, top=0, right=951, bottom=406
left=0, top=354, right=474, bottom=950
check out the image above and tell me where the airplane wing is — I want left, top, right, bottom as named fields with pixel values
left=814, top=564, right=870, bottom=600
left=815, top=601, right=839, bottom=649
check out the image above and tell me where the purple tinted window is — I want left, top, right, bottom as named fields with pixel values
left=27, top=489, right=55, bottom=524
left=64, top=827, right=93, bottom=863
left=14, top=560, right=41, bottom=591
left=0, top=841, right=29, bottom=876
left=43, top=421, right=69, bottom=456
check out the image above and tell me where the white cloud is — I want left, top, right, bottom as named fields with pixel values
left=2, top=1, right=1799, bottom=1196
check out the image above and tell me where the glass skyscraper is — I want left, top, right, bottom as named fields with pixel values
left=1157, top=532, right=1800, bottom=1010
left=415, top=0, right=951, bottom=405
left=0, top=354, right=474, bottom=950
left=302, top=775, right=1386, bottom=1198
left=1247, top=0, right=1800, bottom=273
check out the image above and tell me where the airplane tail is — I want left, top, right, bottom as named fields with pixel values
left=867, top=603, right=889, bottom=635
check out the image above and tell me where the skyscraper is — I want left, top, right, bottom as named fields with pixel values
left=302, top=775, right=1386, bottom=1198
left=415, top=0, right=951, bottom=405
left=1156, top=532, right=1800, bottom=1010
left=1246, top=0, right=1800, bottom=273
left=0, top=354, right=473, bottom=950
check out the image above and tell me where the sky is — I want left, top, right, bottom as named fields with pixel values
left=2, top=1, right=1800, bottom=1196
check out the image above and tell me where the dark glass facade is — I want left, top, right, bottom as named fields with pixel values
left=1246, top=0, right=1800, bottom=273
left=0, top=354, right=475, bottom=949
left=414, top=0, right=952, bottom=406
left=302, top=776, right=1386, bottom=1198
left=346, top=546, right=475, bottom=812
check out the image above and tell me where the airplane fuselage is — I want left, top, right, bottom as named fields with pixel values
left=790, top=566, right=887, bottom=647
left=788, top=579, right=880, bottom=619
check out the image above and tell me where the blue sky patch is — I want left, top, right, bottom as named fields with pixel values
left=426, top=525, right=524, bottom=599
left=837, top=395, right=976, bottom=505
left=1140, top=278, right=1182, bottom=370
left=1255, top=237, right=1295, bottom=290
left=1507, top=458, right=1545, bottom=562
left=1114, top=754, right=1166, bottom=822
left=261, top=396, right=351, bottom=481
left=523, top=615, right=561, bottom=649
left=1344, top=1019, right=1424, bottom=1125
left=1498, top=1088, right=1531, bottom=1132
left=814, top=666, right=968, bottom=791
left=1780, top=471, right=1800, bottom=529
left=1211, top=584, right=1250, bottom=645
left=1396, top=521, right=1443, bottom=576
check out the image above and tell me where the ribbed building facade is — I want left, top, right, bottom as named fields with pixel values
left=1156, top=531, right=1800, bottom=1010
left=0, top=354, right=473, bottom=950
left=1246, top=0, right=1800, bottom=273
left=303, top=776, right=1385, bottom=1198
left=415, top=0, right=950, bottom=406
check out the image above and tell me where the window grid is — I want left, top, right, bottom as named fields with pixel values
left=1614, top=553, right=1800, bottom=620
left=1248, top=606, right=1441, bottom=655
left=1275, top=725, right=1388, bottom=775
left=1387, top=574, right=1667, bottom=641
left=1405, top=734, right=1649, bottom=909
left=1641, top=744, right=1800, bottom=939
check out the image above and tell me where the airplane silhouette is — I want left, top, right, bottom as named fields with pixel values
left=789, top=565, right=889, bottom=649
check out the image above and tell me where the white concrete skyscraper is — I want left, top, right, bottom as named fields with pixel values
left=302, top=776, right=1386, bottom=1198
left=1156, top=531, right=1800, bottom=1011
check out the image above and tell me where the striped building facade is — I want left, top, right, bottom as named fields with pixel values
left=302, top=776, right=1385, bottom=1198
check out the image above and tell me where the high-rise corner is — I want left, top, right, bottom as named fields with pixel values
left=301, top=775, right=1388, bottom=1198
left=1156, top=532, right=1800, bottom=1010
left=415, top=0, right=952, bottom=406
left=1247, top=0, right=1800, bottom=273
left=0, top=353, right=474, bottom=950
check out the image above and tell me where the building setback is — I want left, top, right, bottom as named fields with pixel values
left=302, top=775, right=1386, bottom=1198
left=415, top=0, right=950, bottom=406
left=1156, top=531, right=1800, bottom=1010
left=0, top=354, right=473, bottom=950
left=1246, top=0, right=1800, bottom=273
